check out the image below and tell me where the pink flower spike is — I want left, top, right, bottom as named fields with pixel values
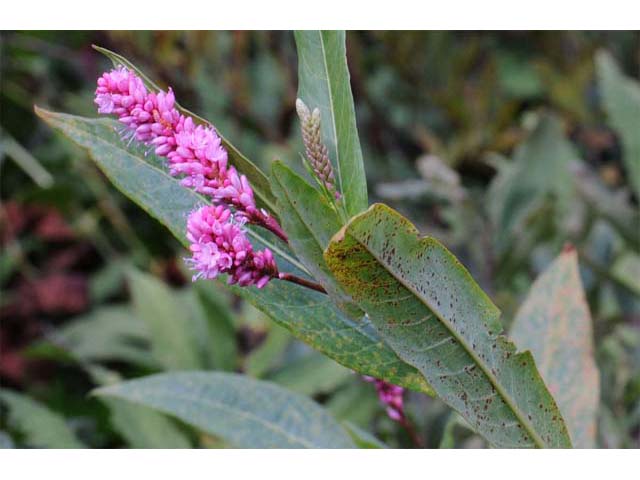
left=94, top=67, right=288, bottom=243
left=363, top=376, right=406, bottom=423
left=185, top=205, right=278, bottom=288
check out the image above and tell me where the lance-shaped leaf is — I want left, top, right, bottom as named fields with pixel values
left=342, top=421, right=388, bottom=449
left=325, top=204, right=572, bottom=448
left=94, top=372, right=355, bottom=448
left=35, top=107, right=432, bottom=396
left=103, top=398, right=192, bottom=449
left=596, top=50, right=640, bottom=199
left=127, top=269, right=203, bottom=370
left=0, top=389, right=85, bottom=449
left=271, top=160, right=363, bottom=317
left=92, top=45, right=277, bottom=215
left=511, top=248, right=599, bottom=448
left=294, top=31, right=368, bottom=218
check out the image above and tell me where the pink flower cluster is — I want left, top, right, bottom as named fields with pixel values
left=95, top=67, right=281, bottom=288
left=186, top=205, right=277, bottom=288
left=363, top=376, right=406, bottom=422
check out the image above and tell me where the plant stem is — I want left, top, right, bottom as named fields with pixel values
left=278, top=273, right=327, bottom=294
left=400, top=417, right=424, bottom=449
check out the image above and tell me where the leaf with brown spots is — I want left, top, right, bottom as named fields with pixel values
left=36, top=108, right=432, bottom=395
left=511, top=248, right=599, bottom=448
left=325, top=204, right=572, bottom=448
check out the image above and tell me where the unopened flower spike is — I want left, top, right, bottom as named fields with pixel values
left=296, top=99, right=346, bottom=217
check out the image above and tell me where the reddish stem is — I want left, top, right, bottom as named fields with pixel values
left=400, top=417, right=424, bottom=449
left=278, top=273, right=327, bottom=294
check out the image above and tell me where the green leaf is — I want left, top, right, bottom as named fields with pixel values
left=511, top=248, right=600, bottom=448
left=268, top=352, right=352, bottom=396
left=83, top=364, right=192, bottom=448
left=244, top=323, right=291, bottom=378
left=0, top=389, right=85, bottom=448
left=192, top=284, right=238, bottom=371
left=438, top=412, right=474, bottom=448
left=238, top=283, right=432, bottom=394
left=326, top=381, right=379, bottom=426
left=104, top=397, right=192, bottom=449
left=611, top=250, right=640, bottom=296
left=342, top=421, right=388, bottom=448
left=127, top=269, right=202, bottom=370
left=44, top=305, right=156, bottom=368
left=94, top=372, right=355, bottom=448
left=0, top=431, right=14, bottom=449
left=271, top=161, right=362, bottom=317
left=487, top=115, right=579, bottom=254
left=36, top=107, right=432, bottom=396
left=596, top=50, right=640, bottom=198
left=92, top=45, right=278, bottom=215
left=294, top=31, right=368, bottom=218
left=325, top=204, right=572, bottom=448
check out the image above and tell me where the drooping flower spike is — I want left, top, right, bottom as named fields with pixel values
left=363, top=375, right=423, bottom=446
left=95, top=67, right=322, bottom=292
left=94, top=67, right=287, bottom=243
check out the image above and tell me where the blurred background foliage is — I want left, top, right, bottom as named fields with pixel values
left=0, top=31, right=638, bottom=448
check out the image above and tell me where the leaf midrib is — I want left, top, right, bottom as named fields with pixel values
left=347, top=228, right=546, bottom=448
